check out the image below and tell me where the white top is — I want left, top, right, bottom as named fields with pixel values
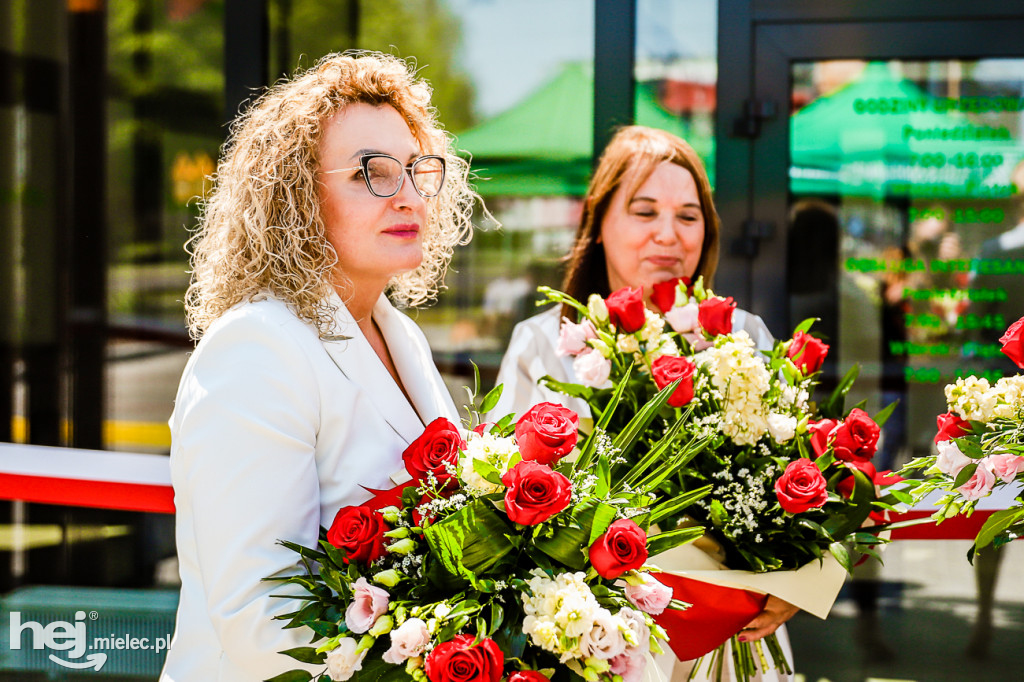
left=490, top=305, right=774, bottom=421
left=160, top=292, right=458, bottom=682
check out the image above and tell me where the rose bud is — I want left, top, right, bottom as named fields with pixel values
left=650, top=278, right=683, bottom=314
left=403, top=418, right=466, bottom=489
left=589, top=519, right=649, bottom=579
left=606, top=286, right=646, bottom=333
left=327, top=505, right=389, bottom=565
left=650, top=355, right=697, bottom=407
left=774, top=459, right=828, bottom=514
left=502, top=460, right=572, bottom=526
left=697, top=296, right=736, bottom=337
left=999, top=316, right=1024, bottom=369
left=787, top=331, right=829, bottom=374
left=935, top=411, right=971, bottom=444
left=515, top=402, right=579, bottom=465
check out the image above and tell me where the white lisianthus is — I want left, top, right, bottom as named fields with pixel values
left=579, top=609, right=628, bottom=660
left=588, top=294, right=609, bottom=323
left=935, top=439, right=972, bottom=477
left=325, top=637, right=367, bottom=681
left=766, top=413, right=797, bottom=443
left=460, top=433, right=518, bottom=495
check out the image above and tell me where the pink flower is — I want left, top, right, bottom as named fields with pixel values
left=624, top=573, right=673, bottom=615
left=573, top=348, right=612, bottom=387
left=984, top=453, right=1024, bottom=484
left=344, top=577, right=390, bottom=634
left=664, top=302, right=700, bottom=334
left=616, top=607, right=651, bottom=653
left=935, top=440, right=972, bottom=477
left=556, top=318, right=598, bottom=357
left=610, top=651, right=646, bottom=682
left=957, top=465, right=996, bottom=501
left=382, top=617, right=430, bottom=664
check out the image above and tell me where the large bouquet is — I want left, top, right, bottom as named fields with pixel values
left=540, top=278, right=902, bottom=680
left=267, top=394, right=712, bottom=682
left=900, top=315, right=1024, bottom=554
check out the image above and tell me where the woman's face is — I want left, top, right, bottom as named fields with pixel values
left=318, top=102, right=427, bottom=296
left=600, top=161, right=705, bottom=295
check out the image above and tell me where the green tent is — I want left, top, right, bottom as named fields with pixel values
left=790, top=62, right=1013, bottom=197
left=455, top=62, right=710, bottom=197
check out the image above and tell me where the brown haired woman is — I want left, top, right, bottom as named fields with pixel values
left=160, top=52, right=479, bottom=681
left=490, top=126, right=795, bottom=682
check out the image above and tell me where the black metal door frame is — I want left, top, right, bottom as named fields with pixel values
left=717, top=1, right=1024, bottom=335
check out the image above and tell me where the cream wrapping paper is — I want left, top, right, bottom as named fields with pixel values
left=652, top=542, right=847, bottom=620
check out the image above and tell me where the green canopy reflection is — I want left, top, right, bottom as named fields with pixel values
left=456, top=63, right=710, bottom=197
left=790, top=62, right=1013, bottom=198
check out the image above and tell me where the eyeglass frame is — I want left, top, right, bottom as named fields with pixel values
left=322, top=153, right=447, bottom=198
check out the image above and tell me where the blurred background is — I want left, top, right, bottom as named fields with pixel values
left=1, top=1, right=1023, bottom=679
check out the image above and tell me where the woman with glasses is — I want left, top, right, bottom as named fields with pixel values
left=160, top=52, right=477, bottom=681
left=490, top=126, right=795, bottom=682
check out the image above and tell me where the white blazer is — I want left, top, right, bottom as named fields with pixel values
left=160, top=292, right=458, bottom=682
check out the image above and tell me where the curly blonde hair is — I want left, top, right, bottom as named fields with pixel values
left=185, top=51, right=477, bottom=339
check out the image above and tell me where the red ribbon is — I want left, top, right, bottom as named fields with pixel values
left=652, top=573, right=767, bottom=661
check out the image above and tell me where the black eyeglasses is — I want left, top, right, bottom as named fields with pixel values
left=323, top=153, right=446, bottom=198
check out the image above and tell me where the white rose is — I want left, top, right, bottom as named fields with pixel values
left=573, top=348, right=612, bottom=388
left=664, top=302, right=700, bottom=334
left=325, top=638, right=367, bottom=681
left=382, top=617, right=430, bottom=665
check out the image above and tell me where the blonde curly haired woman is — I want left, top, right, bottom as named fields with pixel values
left=160, top=52, right=477, bottom=681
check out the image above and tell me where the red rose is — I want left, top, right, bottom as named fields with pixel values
left=425, top=634, right=504, bottom=682
left=515, top=403, right=579, bottom=465
left=507, top=672, right=550, bottom=682
left=787, top=332, right=829, bottom=374
left=830, top=409, right=880, bottom=463
left=934, top=412, right=971, bottom=444
left=404, top=418, right=466, bottom=488
left=502, top=461, right=572, bottom=526
left=774, top=459, right=828, bottom=514
left=326, top=505, right=389, bottom=565
left=1000, top=316, right=1024, bottom=369
left=588, top=519, right=649, bottom=579
left=808, top=419, right=839, bottom=457
left=650, top=278, right=683, bottom=314
left=697, top=296, right=736, bottom=336
left=606, top=286, right=646, bottom=333
left=650, top=355, right=697, bottom=407
left=837, top=460, right=877, bottom=498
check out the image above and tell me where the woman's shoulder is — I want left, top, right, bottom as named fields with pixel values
left=194, top=295, right=323, bottom=363
left=733, top=307, right=775, bottom=351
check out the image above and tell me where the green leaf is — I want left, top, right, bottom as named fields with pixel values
left=277, top=540, right=327, bottom=563
left=873, top=400, right=898, bottom=428
left=794, top=317, right=818, bottom=335
left=575, top=365, right=634, bottom=473
left=319, top=540, right=348, bottom=569
left=280, top=647, right=325, bottom=665
left=422, top=499, right=515, bottom=582
left=975, top=507, right=1024, bottom=549
left=303, top=620, right=340, bottom=639
left=952, top=462, right=979, bottom=488
left=587, top=503, right=618, bottom=545
left=614, top=415, right=687, bottom=492
left=828, top=542, right=852, bottom=572
left=648, top=485, right=713, bottom=526
left=820, top=364, right=860, bottom=418
left=489, top=602, right=504, bottom=636
left=472, top=457, right=505, bottom=487
left=480, top=384, right=504, bottom=415
left=612, top=380, right=676, bottom=457
left=264, top=671, right=314, bottom=682
left=647, top=525, right=705, bottom=556
left=540, top=375, right=595, bottom=401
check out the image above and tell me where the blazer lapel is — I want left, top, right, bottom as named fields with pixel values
left=319, top=293, right=425, bottom=445
left=373, top=296, right=460, bottom=426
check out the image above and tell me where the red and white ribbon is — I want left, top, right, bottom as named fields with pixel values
left=0, top=443, right=174, bottom=514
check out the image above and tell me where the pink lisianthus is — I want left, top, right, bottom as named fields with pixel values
left=382, top=617, right=430, bottom=664
left=344, top=577, right=390, bottom=634
left=935, top=440, right=972, bottom=477
left=984, top=453, right=1024, bottom=484
left=624, top=573, right=673, bottom=616
left=573, top=348, right=612, bottom=387
left=609, top=650, right=647, bottom=682
left=664, top=302, right=700, bottom=334
left=556, top=318, right=598, bottom=357
left=957, top=464, right=996, bottom=501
